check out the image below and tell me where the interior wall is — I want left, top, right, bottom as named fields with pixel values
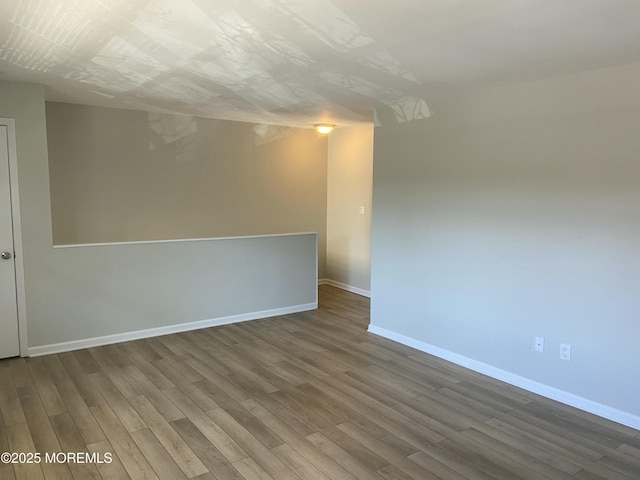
left=46, top=102, right=328, bottom=277
left=326, top=125, right=374, bottom=294
left=32, top=234, right=318, bottom=351
left=0, top=82, right=317, bottom=352
left=370, top=62, right=640, bottom=424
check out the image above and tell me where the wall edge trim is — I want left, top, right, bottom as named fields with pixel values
left=54, top=231, right=318, bottom=249
left=367, top=324, right=640, bottom=431
left=29, top=302, right=317, bottom=357
left=321, top=279, right=371, bottom=298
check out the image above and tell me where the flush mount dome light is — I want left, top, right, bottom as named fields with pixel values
left=314, top=124, right=335, bottom=134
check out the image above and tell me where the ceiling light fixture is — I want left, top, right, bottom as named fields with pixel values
left=314, top=124, right=335, bottom=134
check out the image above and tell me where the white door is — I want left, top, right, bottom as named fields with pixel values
left=0, top=124, right=20, bottom=358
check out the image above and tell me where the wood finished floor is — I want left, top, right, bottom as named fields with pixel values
left=1, top=285, right=639, bottom=480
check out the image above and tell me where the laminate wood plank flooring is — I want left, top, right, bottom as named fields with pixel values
left=1, top=285, right=638, bottom=479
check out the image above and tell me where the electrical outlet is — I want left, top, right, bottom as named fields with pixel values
left=534, top=337, right=544, bottom=352
left=560, top=343, right=571, bottom=361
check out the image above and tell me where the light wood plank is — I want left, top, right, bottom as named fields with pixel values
left=170, top=417, right=243, bottom=480
left=86, top=440, right=131, bottom=480
left=208, top=407, right=298, bottom=480
left=88, top=372, right=146, bottom=433
left=242, top=399, right=356, bottom=480
left=271, top=444, right=331, bottom=480
left=5, top=422, right=45, bottom=480
left=49, top=412, right=102, bottom=480
left=336, top=422, right=439, bottom=480
left=0, top=366, right=27, bottom=425
left=89, top=404, right=159, bottom=480
left=162, top=387, right=248, bottom=463
left=232, top=457, right=275, bottom=480
left=305, top=432, right=386, bottom=480
left=17, top=385, right=73, bottom=480
left=129, top=395, right=208, bottom=478
left=130, top=428, right=189, bottom=480
left=25, top=358, right=66, bottom=417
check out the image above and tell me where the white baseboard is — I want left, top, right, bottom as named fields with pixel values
left=28, top=302, right=317, bottom=357
left=368, top=325, right=640, bottom=431
left=319, top=278, right=370, bottom=298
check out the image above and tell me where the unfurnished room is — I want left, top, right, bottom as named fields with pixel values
left=1, top=1, right=640, bottom=479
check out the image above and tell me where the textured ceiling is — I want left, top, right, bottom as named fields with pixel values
left=2, top=0, right=640, bottom=127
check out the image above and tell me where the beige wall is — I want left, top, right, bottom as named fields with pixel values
left=326, top=125, right=373, bottom=293
left=46, top=102, right=328, bottom=276
left=370, top=62, right=640, bottom=426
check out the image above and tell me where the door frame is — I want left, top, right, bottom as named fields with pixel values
left=1, top=118, right=28, bottom=356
